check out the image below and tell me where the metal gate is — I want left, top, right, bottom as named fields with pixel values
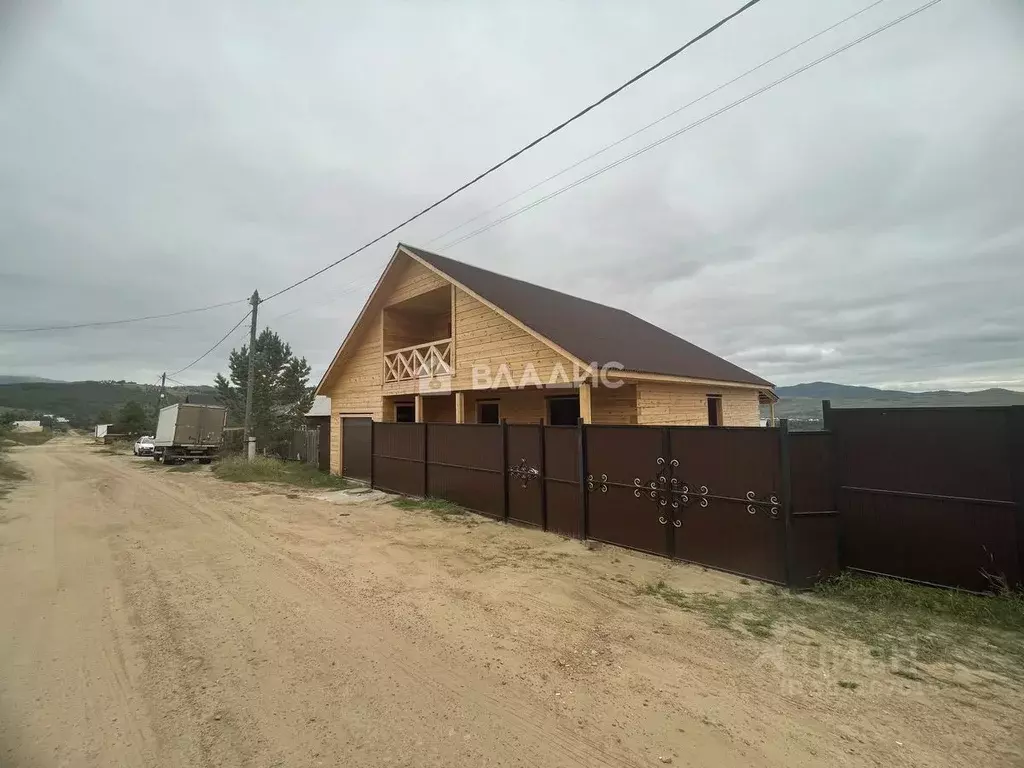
left=506, top=424, right=545, bottom=527
left=584, top=425, right=788, bottom=583
left=341, top=417, right=372, bottom=481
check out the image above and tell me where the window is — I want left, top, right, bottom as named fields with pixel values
left=395, top=403, right=415, bottom=423
left=477, top=401, right=500, bottom=424
left=706, top=395, right=723, bottom=427
left=548, top=396, right=580, bottom=426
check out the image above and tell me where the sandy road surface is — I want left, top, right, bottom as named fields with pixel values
left=0, top=439, right=1021, bottom=767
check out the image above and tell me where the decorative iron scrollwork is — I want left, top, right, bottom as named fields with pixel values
left=508, top=458, right=540, bottom=488
left=588, top=455, right=782, bottom=526
left=745, top=490, right=780, bottom=518
left=632, top=458, right=683, bottom=522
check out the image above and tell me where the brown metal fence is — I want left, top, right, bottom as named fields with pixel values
left=369, top=419, right=835, bottom=587
left=361, top=405, right=1023, bottom=592
left=825, top=403, right=1023, bottom=591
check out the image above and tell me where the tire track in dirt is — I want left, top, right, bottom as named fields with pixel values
left=99, top=459, right=647, bottom=768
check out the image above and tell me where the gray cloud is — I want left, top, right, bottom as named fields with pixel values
left=1, top=0, right=1022, bottom=391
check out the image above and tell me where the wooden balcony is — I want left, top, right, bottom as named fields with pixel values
left=383, top=338, right=452, bottom=383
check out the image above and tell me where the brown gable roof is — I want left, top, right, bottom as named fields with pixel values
left=401, top=244, right=772, bottom=388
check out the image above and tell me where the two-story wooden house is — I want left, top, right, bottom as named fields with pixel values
left=316, top=244, right=775, bottom=475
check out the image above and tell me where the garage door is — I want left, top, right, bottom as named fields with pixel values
left=341, top=417, right=372, bottom=481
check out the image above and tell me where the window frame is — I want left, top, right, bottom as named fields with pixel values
left=546, top=394, right=581, bottom=426
left=476, top=399, right=501, bottom=425
left=706, top=394, right=724, bottom=427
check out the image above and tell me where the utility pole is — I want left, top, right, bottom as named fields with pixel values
left=154, top=372, right=166, bottom=431
left=243, top=290, right=260, bottom=459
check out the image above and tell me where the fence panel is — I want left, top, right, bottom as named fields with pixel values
left=788, top=431, right=840, bottom=587
left=584, top=426, right=669, bottom=556
left=427, top=424, right=504, bottom=518
left=670, top=427, right=786, bottom=583
left=544, top=427, right=580, bottom=537
left=372, top=422, right=424, bottom=496
left=506, top=424, right=544, bottom=527
left=316, top=421, right=331, bottom=471
left=789, top=432, right=835, bottom=513
left=830, top=406, right=1020, bottom=591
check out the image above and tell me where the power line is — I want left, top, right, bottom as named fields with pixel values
left=427, top=0, right=892, bottom=246
left=168, top=309, right=253, bottom=377
left=259, top=0, right=766, bottom=303
left=0, top=298, right=247, bottom=334
left=440, top=0, right=944, bottom=251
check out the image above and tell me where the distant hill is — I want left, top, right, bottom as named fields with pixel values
left=771, top=381, right=1024, bottom=426
left=0, top=375, right=64, bottom=385
left=775, top=382, right=909, bottom=400
left=0, top=380, right=218, bottom=427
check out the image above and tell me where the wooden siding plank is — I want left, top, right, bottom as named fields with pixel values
left=636, top=382, right=760, bottom=427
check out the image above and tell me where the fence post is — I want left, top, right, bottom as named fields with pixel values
left=779, top=418, right=795, bottom=588
left=368, top=419, right=375, bottom=490
left=821, top=398, right=843, bottom=569
left=577, top=417, right=588, bottom=540
left=662, top=426, right=674, bottom=558
left=501, top=418, right=510, bottom=522
left=538, top=419, right=548, bottom=531
left=422, top=422, right=429, bottom=498
left=1008, top=406, right=1024, bottom=588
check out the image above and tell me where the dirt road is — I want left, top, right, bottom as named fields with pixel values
left=0, top=440, right=1020, bottom=767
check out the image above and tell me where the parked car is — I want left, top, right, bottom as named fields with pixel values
left=133, top=436, right=155, bottom=456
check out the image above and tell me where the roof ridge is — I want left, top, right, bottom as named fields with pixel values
left=399, top=242, right=771, bottom=388
left=401, top=243, right=639, bottom=315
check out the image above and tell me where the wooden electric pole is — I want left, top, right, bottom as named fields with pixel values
left=154, top=372, right=166, bottom=429
left=243, top=290, right=260, bottom=457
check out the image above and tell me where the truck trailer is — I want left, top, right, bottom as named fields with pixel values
left=153, top=403, right=227, bottom=464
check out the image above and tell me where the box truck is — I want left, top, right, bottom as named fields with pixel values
left=153, top=403, right=227, bottom=464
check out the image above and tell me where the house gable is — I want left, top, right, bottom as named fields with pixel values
left=318, top=252, right=449, bottom=396
left=317, top=246, right=588, bottom=398
left=450, top=287, right=580, bottom=391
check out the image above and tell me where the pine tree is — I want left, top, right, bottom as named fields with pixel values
left=214, top=328, right=314, bottom=452
left=113, top=400, right=149, bottom=436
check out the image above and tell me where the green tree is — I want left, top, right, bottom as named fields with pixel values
left=214, top=328, right=314, bottom=452
left=113, top=400, right=149, bottom=436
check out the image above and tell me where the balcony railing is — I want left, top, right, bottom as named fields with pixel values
left=384, top=338, right=452, bottom=383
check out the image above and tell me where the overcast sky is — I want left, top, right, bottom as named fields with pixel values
left=1, top=0, right=1021, bottom=391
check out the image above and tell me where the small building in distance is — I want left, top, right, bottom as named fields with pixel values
left=94, top=424, right=113, bottom=439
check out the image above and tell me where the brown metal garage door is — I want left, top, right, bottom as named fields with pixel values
left=341, top=417, right=371, bottom=481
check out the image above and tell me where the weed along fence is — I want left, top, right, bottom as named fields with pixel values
left=366, top=419, right=838, bottom=589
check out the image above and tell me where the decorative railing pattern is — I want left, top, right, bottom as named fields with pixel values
left=383, top=339, right=452, bottom=383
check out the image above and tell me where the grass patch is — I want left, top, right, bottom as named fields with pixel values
left=638, top=572, right=1024, bottom=679
left=4, top=430, right=55, bottom=446
left=212, top=455, right=352, bottom=490
left=390, top=496, right=473, bottom=522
